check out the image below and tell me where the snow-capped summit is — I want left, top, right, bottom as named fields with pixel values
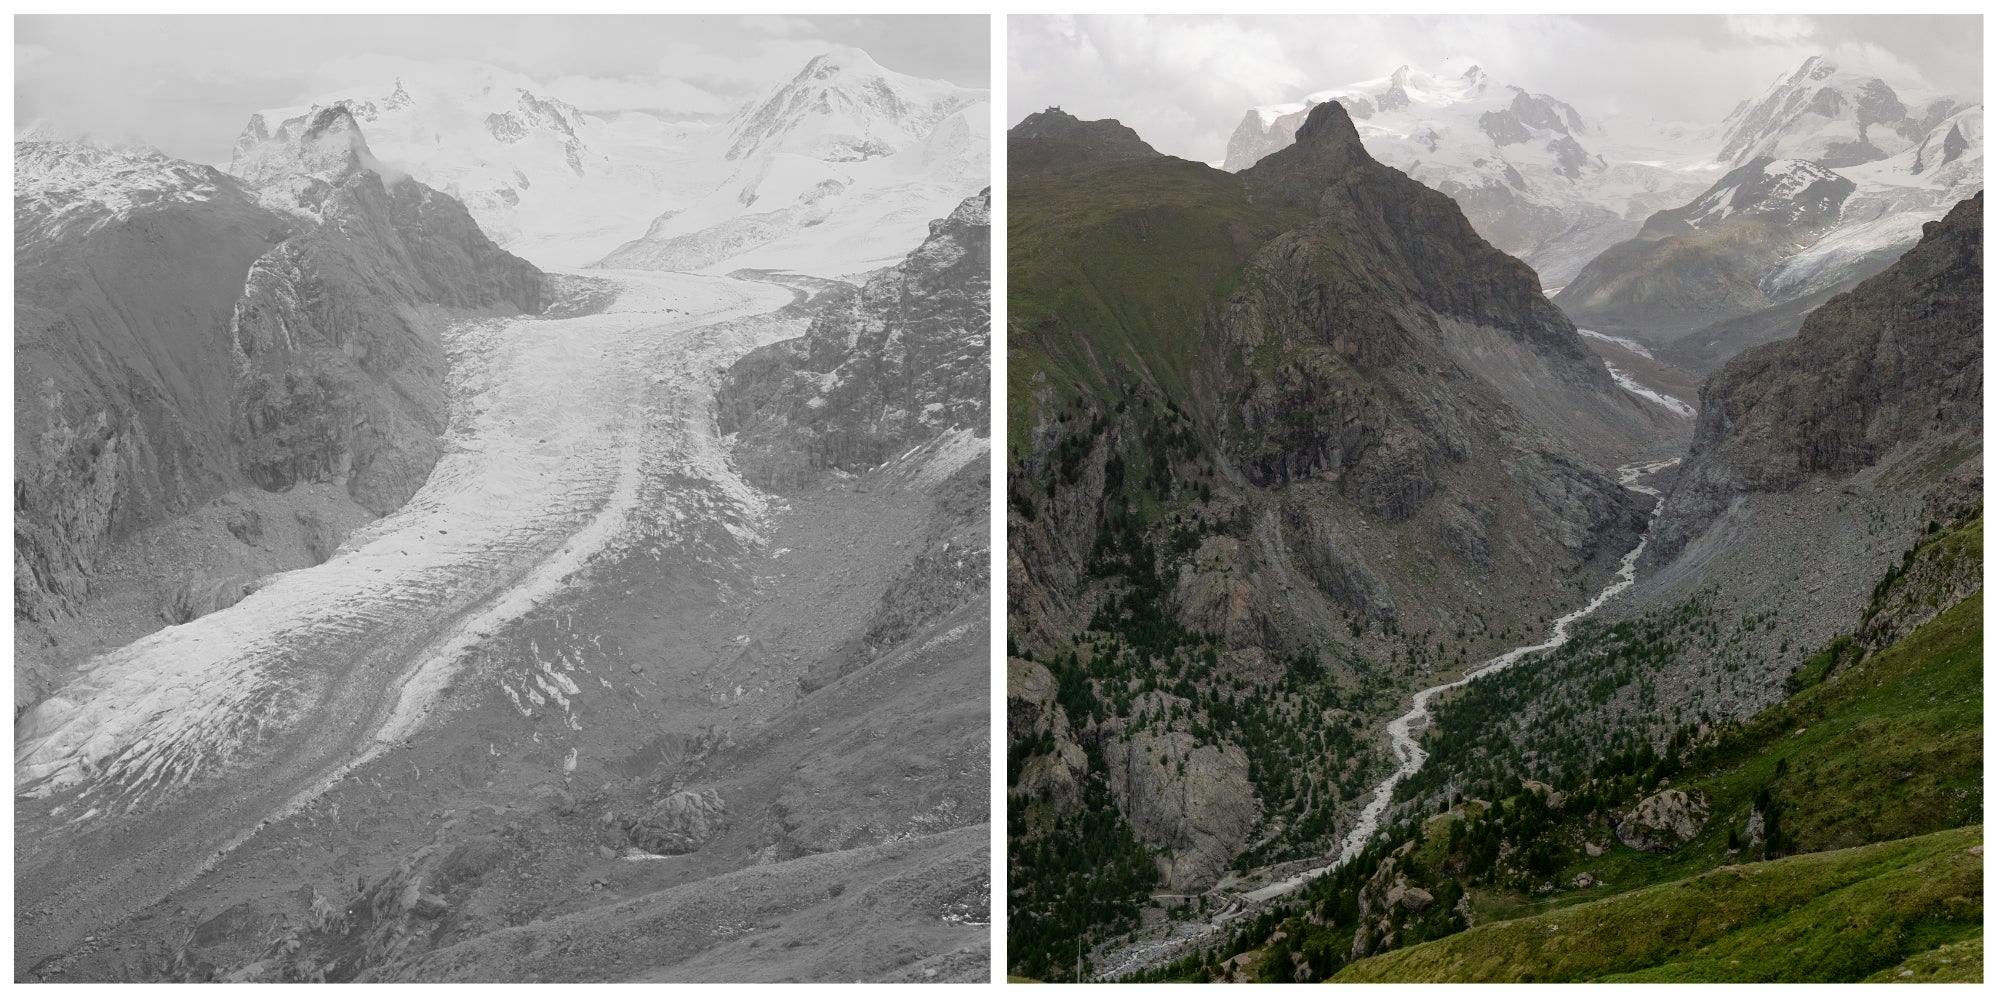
left=231, top=104, right=389, bottom=189
left=1718, top=55, right=1964, bottom=167
left=598, top=48, right=990, bottom=281
left=16, top=138, right=236, bottom=242
left=1675, top=157, right=1850, bottom=229
left=1222, top=62, right=1722, bottom=285
left=724, top=44, right=980, bottom=164
left=228, top=61, right=712, bottom=267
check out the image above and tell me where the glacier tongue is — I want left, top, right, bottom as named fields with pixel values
left=15, top=270, right=795, bottom=807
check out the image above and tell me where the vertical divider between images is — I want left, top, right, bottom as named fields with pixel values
left=985, top=10, right=1010, bottom=984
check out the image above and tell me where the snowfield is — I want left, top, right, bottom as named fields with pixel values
left=16, top=270, right=796, bottom=813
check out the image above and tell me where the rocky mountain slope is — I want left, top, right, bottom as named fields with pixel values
left=1006, top=101, right=1681, bottom=981
left=1184, top=191, right=1982, bottom=984
left=17, top=138, right=990, bottom=983
left=720, top=190, right=990, bottom=490
left=598, top=48, right=989, bottom=280
left=1650, top=192, right=1982, bottom=565
left=1221, top=64, right=1722, bottom=286
left=719, top=188, right=992, bottom=692
left=13, top=120, right=545, bottom=714
left=1554, top=58, right=1980, bottom=370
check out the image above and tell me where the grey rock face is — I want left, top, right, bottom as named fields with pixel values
left=1008, top=658, right=1089, bottom=814
left=229, top=147, right=544, bottom=512
left=1651, top=193, right=1983, bottom=563
left=1102, top=724, right=1256, bottom=891
left=719, top=190, right=989, bottom=490
left=623, top=788, right=729, bottom=855
left=1614, top=788, right=1709, bottom=853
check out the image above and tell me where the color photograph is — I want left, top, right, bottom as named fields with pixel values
left=1005, top=13, right=1981, bottom=983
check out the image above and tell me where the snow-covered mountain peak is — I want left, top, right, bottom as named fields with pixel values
left=1717, top=55, right=1961, bottom=168
left=724, top=46, right=985, bottom=164
left=1677, top=157, right=1849, bottom=229
left=224, top=60, right=714, bottom=267
left=599, top=49, right=989, bottom=280
left=16, top=139, right=235, bottom=240
left=1222, top=61, right=1723, bottom=284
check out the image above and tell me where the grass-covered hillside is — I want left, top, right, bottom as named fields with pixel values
left=1178, top=550, right=1980, bottom=983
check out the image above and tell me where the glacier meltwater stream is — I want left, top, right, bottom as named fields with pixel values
left=1097, top=456, right=1682, bottom=980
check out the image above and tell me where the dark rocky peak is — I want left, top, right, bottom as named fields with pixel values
left=1509, top=88, right=1586, bottom=135
left=1941, top=122, right=1969, bottom=164
left=1008, top=107, right=1161, bottom=169
left=1239, top=100, right=1372, bottom=193
left=1462, top=64, right=1489, bottom=92
left=232, top=103, right=391, bottom=190
left=1378, top=65, right=1413, bottom=111
left=1240, top=99, right=1594, bottom=364
left=1647, top=157, right=1852, bottom=236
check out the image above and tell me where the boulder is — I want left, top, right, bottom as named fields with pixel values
left=1615, top=788, right=1709, bottom=853
left=1387, top=883, right=1435, bottom=913
left=1103, top=727, right=1254, bottom=891
left=623, top=787, right=727, bottom=855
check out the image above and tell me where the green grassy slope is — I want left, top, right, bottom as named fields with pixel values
left=1006, top=156, right=1280, bottom=454
left=1334, top=825, right=1983, bottom=983
left=1329, top=582, right=1983, bottom=982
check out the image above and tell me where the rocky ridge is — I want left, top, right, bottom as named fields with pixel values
left=1007, top=101, right=1679, bottom=976
left=1650, top=192, right=1983, bottom=564
left=1221, top=63, right=1722, bottom=286
left=13, top=118, right=545, bottom=713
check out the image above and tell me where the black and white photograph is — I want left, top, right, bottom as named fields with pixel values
left=14, top=13, right=992, bottom=983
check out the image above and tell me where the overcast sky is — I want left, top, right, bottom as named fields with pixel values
left=16, top=14, right=990, bottom=165
left=1009, top=14, right=1983, bottom=164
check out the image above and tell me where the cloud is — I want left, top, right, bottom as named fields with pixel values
left=544, top=74, right=734, bottom=117
left=1009, top=14, right=1982, bottom=164
left=737, top=14, right=815, bottom=37
left=15, top=15, right=985, bottom=165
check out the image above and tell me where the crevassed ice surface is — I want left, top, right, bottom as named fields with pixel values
left=15, top=270, right=795, bottom=810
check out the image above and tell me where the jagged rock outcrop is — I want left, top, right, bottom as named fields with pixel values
left=1101, top=721, right=1256, bottom=891
left=622, top=787, right=728, bottom=855
left=719, top=189, right=989, bottom=489
left=1651, top=193, right=1983, bottom=563
left=1007, top=658, right=1089, bottom=813
left=1615, top=788, right=1709, bottom=853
